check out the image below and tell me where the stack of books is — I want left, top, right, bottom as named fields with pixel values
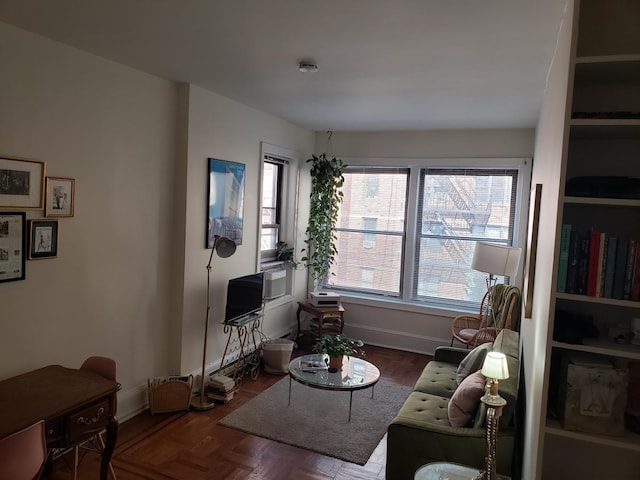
left=309, top=316, right=343, bottom=336
left=206, top=374, right=237, bottom=403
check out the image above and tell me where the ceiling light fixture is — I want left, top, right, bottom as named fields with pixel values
left=298, top=61, right=318, bottom=73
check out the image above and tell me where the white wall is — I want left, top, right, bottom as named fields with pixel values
left=313, top=129, right=536, bottom=354
left=0, top=22, right=315, bottom=419
left=521, top=2, right=574, bottom=479
left=0, top=22, right=179, bottom=416
left=179, top=84, right=314, bottom=377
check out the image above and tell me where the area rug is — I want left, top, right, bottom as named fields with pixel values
left=218, top=377, right=412, bottom=465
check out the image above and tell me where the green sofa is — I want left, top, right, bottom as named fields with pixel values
left=386, top=329, right=520, bottom=480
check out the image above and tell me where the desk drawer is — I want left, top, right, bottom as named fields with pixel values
left=45, top=418, right=65, bottom=443
left=67, top=398, right=112, bottom=442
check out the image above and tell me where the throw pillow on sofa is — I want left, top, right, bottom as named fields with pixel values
left=456, top=342, right=493, bottom=385
left=448, top=370, right=487, bottom=427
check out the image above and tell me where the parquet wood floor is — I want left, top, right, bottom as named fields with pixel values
left=43, top=340, right=430, bottom=480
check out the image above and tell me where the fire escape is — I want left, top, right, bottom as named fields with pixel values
left=428, top=177, right=491, bottom=263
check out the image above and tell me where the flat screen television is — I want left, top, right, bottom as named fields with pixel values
left=224, top=272, right=264, bottom=323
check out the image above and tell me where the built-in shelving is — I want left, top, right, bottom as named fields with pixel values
left=545, top=419, right=640, bottom=452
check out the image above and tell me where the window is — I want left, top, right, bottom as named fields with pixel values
left=331, top=168, right=408, bottom=295
left=327, top=163, right=525, bottom=310
left=261, top=159, right=283, bottom=260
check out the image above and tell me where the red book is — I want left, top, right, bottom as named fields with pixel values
left=586, top=231, right=601, bottom=297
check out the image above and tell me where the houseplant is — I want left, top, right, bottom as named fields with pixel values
left=302, top=153, right=346, bottom=282
left=313, top=334, right=365, bottom=372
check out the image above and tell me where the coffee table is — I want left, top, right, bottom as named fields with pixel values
left=288, top=354, right=380, bottom=421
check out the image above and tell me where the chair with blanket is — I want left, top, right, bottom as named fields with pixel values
left=451, top=284, right=520, bottom=348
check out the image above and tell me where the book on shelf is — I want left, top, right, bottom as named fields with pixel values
left=624, top=239, right=637, bottom=300
left=595, top=232, right=607, bottom=297
left=631, top=240, right=640, bottom=302
left=603, top=237, right=617, bottom=299
left=586, top=230, right=601, bottom=297
left=565, top=229, right=583, bottom=294
left=577, top=232, right=590, bottom=295
left=557, top=224, right=572, bottom=293
left=612, top=238, right=629, bottom=300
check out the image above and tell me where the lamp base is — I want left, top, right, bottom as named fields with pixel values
left=190, top=394, right=215, bottom=411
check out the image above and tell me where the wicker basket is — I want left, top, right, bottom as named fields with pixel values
left=147, top=375, right=193, bottom=414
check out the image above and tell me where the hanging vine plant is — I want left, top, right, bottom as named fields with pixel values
left=302, top=153, right=346, bottom=281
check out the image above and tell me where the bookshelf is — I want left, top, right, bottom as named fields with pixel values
left=541, top=1, right=640, bottom=476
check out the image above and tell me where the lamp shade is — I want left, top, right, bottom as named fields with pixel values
left=481, top=351, right=509, bottom=380
left=471, top=242, right=521, bottom=277
left=214, top=236, right=237, bottom=258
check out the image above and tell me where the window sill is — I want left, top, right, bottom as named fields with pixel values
left=327, top=291, right=476, bottom=318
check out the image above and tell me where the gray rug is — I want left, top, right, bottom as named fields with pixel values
left=218, top=377, right=412, bottom=465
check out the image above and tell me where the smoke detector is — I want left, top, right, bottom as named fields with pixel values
left=298, top=61, right=318, bottom=73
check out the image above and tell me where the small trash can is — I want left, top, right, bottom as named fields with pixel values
left=262, top=338, right=296, bottom=374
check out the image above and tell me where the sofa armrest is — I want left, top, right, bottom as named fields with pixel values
left=433, top=346, right=469, bottom=365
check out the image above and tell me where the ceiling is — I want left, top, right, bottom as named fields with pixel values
left=0, top=0, right=568, bottom=132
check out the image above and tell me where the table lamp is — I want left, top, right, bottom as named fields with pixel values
left=474, top=351, right=509, bottom=480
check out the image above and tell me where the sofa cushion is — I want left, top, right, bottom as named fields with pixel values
left=414, top=361, right=458, bottom=398
left=456, top=342, right=493, bottom=385
left=394, top=391, right=451, bottom=428
left=448, top=370, right=487, bottom=427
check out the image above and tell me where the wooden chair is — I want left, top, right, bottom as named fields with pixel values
left=0, top=420, right=47, bottom=480
left=74, top=356, right=117, bottom=480
left=451, top=284, right=521, bottom=348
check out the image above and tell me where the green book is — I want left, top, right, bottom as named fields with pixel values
left=557, top=224, right=572, bottom=293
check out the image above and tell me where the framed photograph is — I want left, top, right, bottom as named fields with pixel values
left=523, top=183, right=542, bottom=319
left=0, top=157, right=45, bottom=209
left=28, top=219, right=59, bottom=259
left=207, top=158, right=245, bottom=247
left=0, top=212, right=26, bottom=282
left=45, top=177, right=75, bottom=218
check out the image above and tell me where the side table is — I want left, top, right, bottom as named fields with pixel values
left=414, top=462, right=510, bottom=480
left=295, top=301, right=344, bottom=340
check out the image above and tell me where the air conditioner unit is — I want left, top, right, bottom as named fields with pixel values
left=264, top=270, right=287, bottom=300
left=363, top=240, right=374, bottom=249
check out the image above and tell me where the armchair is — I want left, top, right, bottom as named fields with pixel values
left=451, top=284, right=520, bottom=348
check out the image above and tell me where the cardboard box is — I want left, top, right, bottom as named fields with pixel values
left=560, top=353, right=628, bottom=436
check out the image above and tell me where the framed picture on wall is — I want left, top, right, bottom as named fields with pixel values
left=45, top=176, right=75, bottom=218
left=0, top=157, right=45, bottom=209
left=0, top=212, right=26, bottom=282
left=28, top=219, right=59, bottom=259
left=523, top=183, right=542, bottom=319
left=207, top=158, right=245, bottom=247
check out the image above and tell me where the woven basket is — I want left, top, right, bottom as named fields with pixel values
left=147, top=375, right=193, bottom=414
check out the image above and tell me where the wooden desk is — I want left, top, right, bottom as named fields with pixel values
left=0, top=365, right=120, bottom=480
left=296, top=301, right=344, bottom=339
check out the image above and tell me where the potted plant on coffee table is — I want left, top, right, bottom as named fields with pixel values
left=313, top=334, right=366, bottom=372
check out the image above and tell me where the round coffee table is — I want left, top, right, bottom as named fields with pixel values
left=288, top=354, right=380, bottom=421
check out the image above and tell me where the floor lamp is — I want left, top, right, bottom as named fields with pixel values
left=471, top=242, right=521, bottom=334
left=191, top=235, right=237, bottom=411
left=474, top=351, right=510, bottom=480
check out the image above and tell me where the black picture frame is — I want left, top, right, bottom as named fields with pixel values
left=0, top=212, right=26, bottom=282
left=207, top=158, right=245, bottom=247
left=29, top=219, right=59, bottom=259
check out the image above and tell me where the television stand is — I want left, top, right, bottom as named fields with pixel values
left=218, top=311, right=263, bottom=384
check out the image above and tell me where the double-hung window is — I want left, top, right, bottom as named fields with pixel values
left=260, top=158, right=285, bottom=262
left=327, top=164, right=524, bottom=310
